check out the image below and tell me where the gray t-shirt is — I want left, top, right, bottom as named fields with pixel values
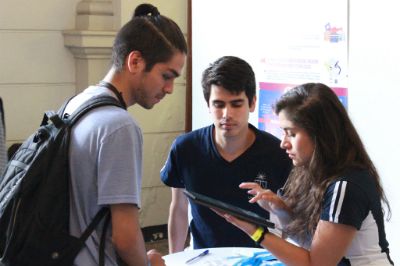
left=65, top=86, right=143, bottom=265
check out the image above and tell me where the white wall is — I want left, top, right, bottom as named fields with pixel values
left=349, top=1, right=400, bottom=262
left=193, top=0, right=399, bottom=261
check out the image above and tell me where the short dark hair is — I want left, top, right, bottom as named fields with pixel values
left=111, top=4, right=187, bottom=72
left=201, top=56, right=256, bottom=106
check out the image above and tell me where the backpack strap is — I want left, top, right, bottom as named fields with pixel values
left=67, top=95, right=126, bottom=127
left=79, top=207, right=109, bottom=242
left=99, top=210, right=111, bottom=266
left=78, top=207, right=110, bottom=265
left=57, top=96, right=75, bottom=118
left=0, top=97, right=5, bottom=129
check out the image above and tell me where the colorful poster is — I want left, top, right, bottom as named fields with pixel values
left=256, top=0, right=348, bottom=138
left=258, top=82, right=348, bottom=138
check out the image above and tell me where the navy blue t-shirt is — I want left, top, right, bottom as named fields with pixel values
left=161, top=124, right=291, bottom=248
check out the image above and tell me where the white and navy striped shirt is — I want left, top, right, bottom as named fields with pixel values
left=321, top=168, right=393, bottom=265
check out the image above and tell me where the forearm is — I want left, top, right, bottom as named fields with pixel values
left=114, top=227, right=148, bottom=266
left=168, top=206, right=188, bottom=253
left=232, top=219, right=311, bottom=265
left=111, top=204, right=150, bottom=266
left=258, top=232, right=311, bottom=266
left=168, top=188, right=189, bottom=253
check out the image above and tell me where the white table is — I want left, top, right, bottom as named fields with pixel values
left=163, top=247, right=284, bottom=266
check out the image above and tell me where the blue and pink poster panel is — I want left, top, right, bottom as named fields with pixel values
left=258, top=82, right=348, bottom=138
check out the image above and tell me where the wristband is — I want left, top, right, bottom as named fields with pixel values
left=251, top=226, right=269, bottom=245
left=250, top=226, right=264, bottom=242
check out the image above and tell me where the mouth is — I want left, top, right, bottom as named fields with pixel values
left=220, top=122, right=235, bottom=129
left=287, top=153, right=295, bottom=159
left=155, top=94, right=165, bottom=102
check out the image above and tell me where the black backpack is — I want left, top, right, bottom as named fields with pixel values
left=0, top=95, right=125, bottom=266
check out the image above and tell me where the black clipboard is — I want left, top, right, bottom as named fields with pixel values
left=183, top=190, right=275, bottom=229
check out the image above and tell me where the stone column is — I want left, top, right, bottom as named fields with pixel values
left=63, top=0, right=117, bottom=92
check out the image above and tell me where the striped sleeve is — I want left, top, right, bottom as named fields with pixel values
left=321, top=179, right=370, bottom=229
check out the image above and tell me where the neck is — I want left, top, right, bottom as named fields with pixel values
left=214, top=125, right=255, bottom=162
left=102, top=67, right=134, bottom=107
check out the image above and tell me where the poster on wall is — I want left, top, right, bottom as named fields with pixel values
left=258, top=83, right=348, bottom=135
left=256, top=0, right=348, bottom=138
left=192, top=0, right=348, bottom=133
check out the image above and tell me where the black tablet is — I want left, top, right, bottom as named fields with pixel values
left=183, top=190, right=275, bottom=229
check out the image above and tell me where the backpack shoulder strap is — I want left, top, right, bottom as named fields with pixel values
left=79, top=207, right=109, bottom=242
left=78, top=207, right=110, bottom=266
left=57, top=96, right=75, bottom=118
left=0, top=97, right=5, bottom=128
left=67, top=95, right=125, bottom=127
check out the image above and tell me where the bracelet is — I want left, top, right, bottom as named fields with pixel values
left=250, top=226, right=269, bottom=245
left=250, top=226, right=264, bottom=242
left=256, top=227, right=268, bottom=245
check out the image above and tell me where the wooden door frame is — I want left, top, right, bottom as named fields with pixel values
left=185, top=0, right=192, bottom=132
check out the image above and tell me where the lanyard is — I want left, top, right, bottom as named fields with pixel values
left=97, top=81, right=127, bottom=110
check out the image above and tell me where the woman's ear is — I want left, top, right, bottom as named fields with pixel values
left=126, top=51, right=145, bottom=73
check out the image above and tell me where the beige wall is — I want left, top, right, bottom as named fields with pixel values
left=0, top=0, right=188, bottom=227
left=0, top=0, right=80, bottom=143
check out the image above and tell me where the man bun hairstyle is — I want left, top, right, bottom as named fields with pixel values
left=133, top=3, right=160, bottom=17
left=112, top=3, right=187, bottom=72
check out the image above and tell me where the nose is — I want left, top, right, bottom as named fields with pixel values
left=280, top=136, right=290, bottom=150
left=222, top=105, right=232, bottom=118
left=163, top=80, right=174, bottom=94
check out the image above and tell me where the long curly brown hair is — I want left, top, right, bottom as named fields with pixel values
left=274, top=83, right=390, bottom=243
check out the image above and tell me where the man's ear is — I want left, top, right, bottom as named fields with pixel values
left=250, top=95, right=257, bottom=112
left=126, top=51, right=145, bottom=73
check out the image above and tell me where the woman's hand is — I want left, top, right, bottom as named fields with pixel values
left=212, top=208, right=258, bottom=237
left=240, top=182, right=290, bottom=217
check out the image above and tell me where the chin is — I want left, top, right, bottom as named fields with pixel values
left=139, top=103, right=154, bottom=109
left=293, top=161, right=307, bottom=167
left=222, top=132, right=238, bottom=139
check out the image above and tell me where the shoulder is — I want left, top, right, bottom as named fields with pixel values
left=71, top=100, right=140, bottom=140
left=326, top=169, right=376, bottom=197
left=174, top=125, right=212, bottom=147
left=321, top=168, right=378, bottom=227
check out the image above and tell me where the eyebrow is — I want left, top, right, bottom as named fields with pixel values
left=282, top=126, right=296, bottom=131
left=230, top=99, right=245, bottom=104
left=168, top=68, right=180, bottom=78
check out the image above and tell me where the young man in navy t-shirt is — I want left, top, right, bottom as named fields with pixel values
left=161, top=56, right=291, bottom=253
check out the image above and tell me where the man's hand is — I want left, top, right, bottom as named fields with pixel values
left=147, top=249, right=166, bottom=266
